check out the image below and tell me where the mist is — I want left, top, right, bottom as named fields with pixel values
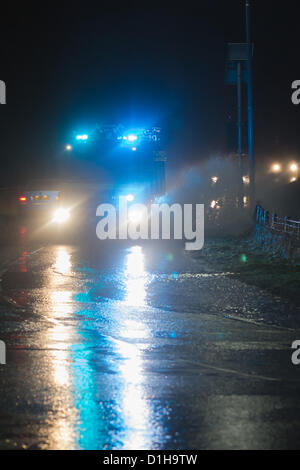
left=163, top=156, right=253, bottom=237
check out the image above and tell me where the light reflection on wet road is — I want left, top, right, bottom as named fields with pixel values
left=0, top=240, right=300, bottom=449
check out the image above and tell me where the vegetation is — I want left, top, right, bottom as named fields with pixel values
left=194, top=237, right=300, bottom=305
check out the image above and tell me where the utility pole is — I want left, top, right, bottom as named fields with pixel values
left=226, top=45, right=246, bottom=207
left=237, top=60, right=244, bottom=207
left=246, top=0, right=255, bottom=206
left=237, top=61, right=242, bottom=170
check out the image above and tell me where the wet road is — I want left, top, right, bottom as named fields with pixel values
left=0, top=235, right=300, bottom=449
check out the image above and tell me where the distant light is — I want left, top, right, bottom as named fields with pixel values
left=127, top=134, right=138, bottom=142
left=132, top=147, right=137, bottom=152
left=66, top=144, right=72, bottom=151
left=19, top=196, right=27, bottom=202
left=210, top=200, right=221, bottom=209
left=243, top=175, right=250, bottom=185
left=211, top=176, right=219, bottom=184
left=290, top=177, right=297, bottom=183
left=126, top=194, right=135, bottom=202
left=290, top=163, right=298, bottom=172
left=272, top=163, right=281, bottom=173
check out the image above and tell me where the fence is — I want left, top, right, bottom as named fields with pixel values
left=255, top=205, right=300, bottom=261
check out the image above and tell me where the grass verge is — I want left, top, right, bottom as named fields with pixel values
left=193, top=236, right=300, bottom=305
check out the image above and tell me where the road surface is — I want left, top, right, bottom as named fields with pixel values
left=0, top=229, right=300, bottom=450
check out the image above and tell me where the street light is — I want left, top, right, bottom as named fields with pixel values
left=290, top=163, right=298, bottom=172
left=66, top=144, right=72, bottom=151
left=289, top=162, right=299, bottom=180
left=271, top=163, right=281, bottom=173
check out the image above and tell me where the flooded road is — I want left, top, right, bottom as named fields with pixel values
left=0, top=238, right=300, bottom=449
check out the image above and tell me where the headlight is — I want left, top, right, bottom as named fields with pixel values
left=52, top=208, right=70, bottom=223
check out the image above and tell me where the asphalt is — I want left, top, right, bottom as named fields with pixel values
left=0, top=228, right=300, bottom=449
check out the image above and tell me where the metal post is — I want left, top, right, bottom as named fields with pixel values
left=246, top=0, right=255, bottom=206
left=237, top=61, right=244, bottom=207
left=237, top=61, right=242, bottom=169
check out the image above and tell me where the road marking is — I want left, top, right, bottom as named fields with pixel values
left=223, top=313, right=296, bottom=332
left=184, top=360, right=289, bottom=382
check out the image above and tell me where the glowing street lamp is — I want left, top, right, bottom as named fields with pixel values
left=66, top=144, right=72, bottom=151
left=290, top=163, right=298, bottom=172
left=289, top=162, right=299, bottom=181
left=272, top=163, right=281, bottom=173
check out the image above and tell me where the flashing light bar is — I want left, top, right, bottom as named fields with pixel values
left=76, top=134, right=89, bottom=141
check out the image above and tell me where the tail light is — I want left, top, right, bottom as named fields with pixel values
left=19, top=196, right=27, bottom=203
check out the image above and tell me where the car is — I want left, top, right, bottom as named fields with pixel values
left=18, top=189, right=70, bottom=223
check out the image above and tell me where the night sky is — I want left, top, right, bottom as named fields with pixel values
left=0, top=1, right=299, bottom=185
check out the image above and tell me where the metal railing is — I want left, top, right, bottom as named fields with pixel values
left=256, top=205, right=300, bottom=260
